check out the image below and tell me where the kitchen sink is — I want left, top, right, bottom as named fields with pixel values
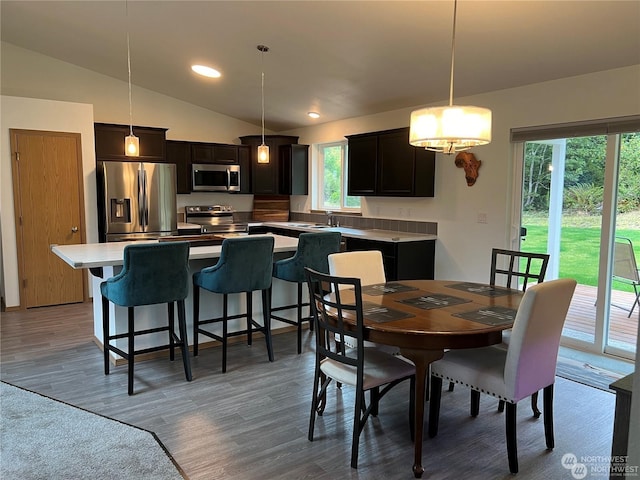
left=285, top=223, right=315, bottom=228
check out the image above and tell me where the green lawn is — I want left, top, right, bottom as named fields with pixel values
left=521, top=213, right=640, bottom=292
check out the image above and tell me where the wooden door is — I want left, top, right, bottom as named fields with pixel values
left=10, top=129, right=86, bottom=308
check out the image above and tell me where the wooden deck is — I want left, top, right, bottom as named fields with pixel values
left=563, top=283, right=639, bottom=351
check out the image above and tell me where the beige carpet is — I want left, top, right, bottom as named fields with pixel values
left=0, top=382, right=186, bottom=480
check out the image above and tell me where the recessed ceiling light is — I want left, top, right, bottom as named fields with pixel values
left=191, top=65, right=221, bottom=78
left=307, top=111, right=320, bottom=119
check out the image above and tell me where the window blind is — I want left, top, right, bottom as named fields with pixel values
left=510, top=115, right=640, bottom=142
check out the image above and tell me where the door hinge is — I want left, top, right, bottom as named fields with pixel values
left=15, top=151, right=20, bottom=162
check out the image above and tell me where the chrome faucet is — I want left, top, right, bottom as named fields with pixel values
left=326, top=211, right=339, bottom=227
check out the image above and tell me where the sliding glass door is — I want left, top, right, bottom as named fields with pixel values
left=606, top=133, right=640, bottom=356
left=512, top=121, right=639, bottom=360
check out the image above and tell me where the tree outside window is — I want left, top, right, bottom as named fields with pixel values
left=319, top=142, right=360, bottom=211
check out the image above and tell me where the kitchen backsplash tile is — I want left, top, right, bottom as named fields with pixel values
left=286, top=212, right=437, bottom=235
left=235, top=210, right=437, bottom=234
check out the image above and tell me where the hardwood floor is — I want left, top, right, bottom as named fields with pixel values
left=1, top=302, right=617, bottom=479
left=565, top=284, right=639, bottom=350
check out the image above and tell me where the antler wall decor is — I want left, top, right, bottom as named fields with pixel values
left=455, top=151, right=481, bottom=186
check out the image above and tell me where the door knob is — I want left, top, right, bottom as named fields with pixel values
left=71, top=227, right=78, bottom=233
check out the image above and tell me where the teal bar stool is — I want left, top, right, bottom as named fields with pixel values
left=101, top=242, right=192, bottom=396
left=271, top=232, right=342, bottom=353
left=193, top=236, right=275, bottom=373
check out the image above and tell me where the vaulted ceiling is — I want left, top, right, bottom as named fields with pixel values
left=2, top=1, right=639, bottom=131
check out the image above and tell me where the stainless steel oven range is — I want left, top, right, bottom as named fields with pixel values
left=185, top=205, right=248, bottom=234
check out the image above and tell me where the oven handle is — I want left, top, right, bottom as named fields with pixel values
left=226, top=168, right=231, bottom=191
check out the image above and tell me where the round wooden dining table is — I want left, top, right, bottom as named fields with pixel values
left=330, top=279, right=524, bottom=478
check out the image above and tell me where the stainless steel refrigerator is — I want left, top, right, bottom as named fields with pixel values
left=97, top=161, right=178, bottom=242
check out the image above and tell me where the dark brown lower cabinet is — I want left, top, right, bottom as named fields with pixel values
left=248, top=225, right=435, bottom=281
left=345, top=237, right=435, bottom=281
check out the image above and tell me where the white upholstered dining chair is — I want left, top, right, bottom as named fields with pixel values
left=328, top=250, right=398, bottom=353
left=428, top=278, right=577, bottom=474
left=328, top=250, right=386, bottom=289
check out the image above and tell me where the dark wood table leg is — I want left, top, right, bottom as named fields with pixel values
left=400, top=348, right=444, bottom=478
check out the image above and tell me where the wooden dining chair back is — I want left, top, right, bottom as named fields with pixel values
left=304, top=267, right=415, bottom=469
left=612, top=237, right=640, bottom=317
left=429, top=278, right=577, bottom=474
left=490, top=248, right=550, bottom=292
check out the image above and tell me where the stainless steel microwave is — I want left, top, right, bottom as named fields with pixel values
left=192, top=164, right=240, bottom=192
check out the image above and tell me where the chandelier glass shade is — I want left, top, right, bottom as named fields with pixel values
left=409, top=105, right=491, bottom=154
left=409, top=0, right=491, bottom=154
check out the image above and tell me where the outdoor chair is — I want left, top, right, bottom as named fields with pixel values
left=612, top=237, right=640, bottom=318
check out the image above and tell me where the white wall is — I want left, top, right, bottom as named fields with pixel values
left=0, top=96, right=97, bottom=307
left=284, top=65, right=640, bottom=282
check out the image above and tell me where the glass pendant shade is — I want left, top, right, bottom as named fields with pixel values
left=125, top=134, right=140, bottom=156
left=409, top=105, right=491, bottom=154
left=257, top=144, right=269, bottom=164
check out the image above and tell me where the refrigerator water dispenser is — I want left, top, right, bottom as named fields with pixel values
left=110, top=198, right=131, bottom=223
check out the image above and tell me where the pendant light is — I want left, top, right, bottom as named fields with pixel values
left=124, top=0, right=139, bottom=157
left=409, top=0, right=491, bottom=154
left=257, top=45, right=270, bottom=164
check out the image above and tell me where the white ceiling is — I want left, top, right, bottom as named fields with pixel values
left=2, top=1, right=639, bottom=132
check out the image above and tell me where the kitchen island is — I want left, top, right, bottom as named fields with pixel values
left=51, top=234, right=300, bottom=363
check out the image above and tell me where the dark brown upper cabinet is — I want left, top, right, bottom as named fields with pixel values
left=165, top=140, right=192, bottom=194
left=94, top=123, right=167, bottom=162
left=239, top=135, right=308, bottom=195
left=191, top=143, right=239, bottom=164
left=347, top=127, right=435, bottom=197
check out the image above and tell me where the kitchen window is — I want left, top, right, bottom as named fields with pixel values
left=316, top=141, right=360, bottom=212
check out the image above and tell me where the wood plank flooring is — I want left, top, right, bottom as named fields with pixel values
left=1, top=302, right=618, bottom=479
left=565, top=284, right=639, bottom=349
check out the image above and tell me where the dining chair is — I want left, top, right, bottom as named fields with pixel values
left=305, top=267, right=416, bottom=469
left=100, top=242, right=192, bottom=395
left=192, top=236, right=275, bottom=373
left=271, top=232, right=342, bottom=354
left=428, top=278, right=577, bottom=474
left=492, top=248, right=550, bottom=416
left=328, top=250, right=387, bottom=290
left=612, top=237, right=640, bottom=318
left=449, top=248, right=551, bottom=416
left=490, top=248, right=550, bottom=292
left=327, top=250, right=398, bottom=354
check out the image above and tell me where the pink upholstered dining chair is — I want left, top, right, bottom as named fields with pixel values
left=428, top=278, right=577, bottom=474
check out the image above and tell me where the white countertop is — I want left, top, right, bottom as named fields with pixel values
left=256, top=222, right=437, bottom=243
left=51, top=234, right=299, bottom=269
